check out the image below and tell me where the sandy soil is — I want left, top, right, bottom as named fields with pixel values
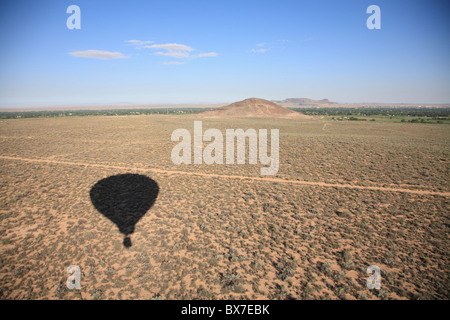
left=0, top=115, right=448, bottom=300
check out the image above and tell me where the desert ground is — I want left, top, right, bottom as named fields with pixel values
left=0, top=115, right=448, bottom=299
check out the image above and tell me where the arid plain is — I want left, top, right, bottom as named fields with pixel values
left=0, top=115, right=448, bottom=299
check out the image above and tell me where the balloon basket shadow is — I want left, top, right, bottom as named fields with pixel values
left=123, top=236, right=132, bottom=248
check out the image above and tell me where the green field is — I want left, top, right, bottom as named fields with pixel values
left=291, top=107, right=450, bottom=124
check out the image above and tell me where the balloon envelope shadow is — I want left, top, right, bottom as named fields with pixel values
left=90, top=173, right=159, bottom=248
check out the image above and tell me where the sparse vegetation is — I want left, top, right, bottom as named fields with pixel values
left=0, top=115, right=448, bottom=300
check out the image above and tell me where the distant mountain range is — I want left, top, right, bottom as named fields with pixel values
left=273, top=98, right=338, bottom=106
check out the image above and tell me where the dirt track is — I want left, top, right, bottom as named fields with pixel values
left=1, top=155, right=448, bottom=197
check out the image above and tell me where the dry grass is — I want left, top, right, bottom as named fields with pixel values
left=0, top=115, right=448, bottom=300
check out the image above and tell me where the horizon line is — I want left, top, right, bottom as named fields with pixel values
left=1, top=99, right=450, bottom=111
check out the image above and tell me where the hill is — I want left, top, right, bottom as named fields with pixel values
left=200, top=98, right=311, bottom=118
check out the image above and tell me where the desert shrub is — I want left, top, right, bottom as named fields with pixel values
left=342, top=250, right=355, bottom=269
left=357, top=291, right=369, bottom=300
left=333, top=271, right=345, bottom=282
left=336, top=208, right=352, bottom=218
left=319, top=261, right=333, bottom=276
left=263, top=202, right=275, bottom=212
left=220, top=269, right=243, bottom=292
left=275, top=257, right=297, bottom=281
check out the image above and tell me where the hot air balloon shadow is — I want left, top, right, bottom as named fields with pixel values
left=90, top=173, right=159, bottom=248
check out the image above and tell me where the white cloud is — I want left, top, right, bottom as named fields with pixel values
left=191, top=52, right=218, bottom=59
left=256, top=43, right=266, bottom=47
left=250, top=48, right=269, bottom=53
left=124, top=40, right=154, bottom=46
left=121, top=40, right=217, bottom=63
left=145, top=43, right=194, bottom=52
left=155, top=51, right=190, bottom=58
left=68, top=50, right=128, bottom=60
left=162, top=61, right=185, bottom=65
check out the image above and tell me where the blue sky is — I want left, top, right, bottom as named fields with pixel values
left=0, top=0, right=449, bottom=107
